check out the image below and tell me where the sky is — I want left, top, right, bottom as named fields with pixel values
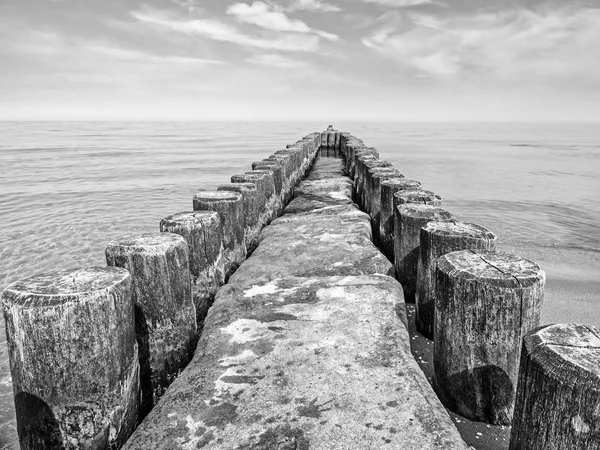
left=0, top=0, right=599, bottom=121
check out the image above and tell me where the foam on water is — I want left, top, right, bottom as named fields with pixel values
left=1, top=121, right=599, bottom=448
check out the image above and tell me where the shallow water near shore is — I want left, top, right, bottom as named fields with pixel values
left=1, top=121, right=599, bottom=448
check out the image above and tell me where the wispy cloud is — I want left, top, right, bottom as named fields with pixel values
left=226, top=2, right=339, bottom=41
left=131, top=8, right=322, bottom=52
left=359, top=0, right=437, bottom=8
left=286, top=0, right=341, bottom=12
left=362, top=6, right=600, bottom=83
left=247, top=53, right=310, bottom=68
left=170, top=0, right=202, bottom=14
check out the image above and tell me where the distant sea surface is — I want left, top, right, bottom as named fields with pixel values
left=1, top=122, right=599, bottom=448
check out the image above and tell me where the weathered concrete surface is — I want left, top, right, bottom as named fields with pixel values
left=124, top=152, right=468, bottom=450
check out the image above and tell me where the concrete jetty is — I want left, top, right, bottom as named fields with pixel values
left=122, top=148, right=468, bottom=449
left=5, top=126, right=596, bottom=450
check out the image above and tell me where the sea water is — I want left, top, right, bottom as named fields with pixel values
left=1, top=121, right=598, bottom=448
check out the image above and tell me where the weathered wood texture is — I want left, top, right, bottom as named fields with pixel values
left=246, top=170, right=281, bottom=220
left=416, top=221, right=497, bottom=339
left=361, top=160, right=394, bottom=214
left=231, top=172, right=271, bottom=228
left=353, top=154, right=378, bottom=208
left=366, top=167, right=401, bottom=217
left=434, top=250, right=545, bottom=425
left=368, top=169, right=402, bottom=245
left=248, top=169, right=284, bottom=216
left=105, top=233, right=197, bottom=415
left=218, top=183, right=262, bottom=253
left=340, top=138, right=367, bottom=178
left=193, top=190, right=246, bottom=276
left=1, top=267, right=140, bottom=449
left=379, top=178, right=421, bottom=260
left=253, top=160, right=293, bottom=204
left=509, top=323, right=600, bottom=450
left=160, top=211, right=225, bottom=326
left=394, top=204, right=453, bottom=302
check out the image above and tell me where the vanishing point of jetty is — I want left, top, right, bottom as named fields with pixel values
left=2, top=127, right=599, bottom=449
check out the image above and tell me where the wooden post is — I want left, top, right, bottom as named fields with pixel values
left=275, top=149, right=302, bottom=185
left=362, top=160, right=394, bottom=214
left=509, top=323, right=600, bottom=450
left=231, top=172, right=269, bottom=228
left=416, top=221, right=497, bottom=339
left=394, top=189, right=442, bottom=209
left=193, top=190, right=246, bottom=275
left=253, top=160, right=292, bottom=204
left=368, top=169, right=403, bottom=246
left=1, top=267, right=140, bottom=449
left=379, top=178, right=421, bottom=260
left=218, top=183, right=261, bottom=253
left=106, top=233, right=197, bottom=415
left=394, top=204, right=453, bottom=302
left=434, top=250, right=545, bottom=425
left=354, top=154, right=378, bottom=208
left=160, top=211, right=225, bottom=326
left=247, top=169, right=283, bottom=217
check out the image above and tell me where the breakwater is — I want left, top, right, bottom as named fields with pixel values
left=1, top=125, right=600, bottom=448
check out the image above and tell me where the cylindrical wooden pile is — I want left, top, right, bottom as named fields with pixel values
left=160, top=211, right=225, bottom=326
left=2, top=267, right=140, bottom=449
left=394, top=203, right=453, bottom=302
left=434, top=250, right=545, bottom=425
left=379, top=178, right=421, bottom=260
left=105, top=232, right=197, bottom=415
left=416, top=221, right=497, bottom=339
left=509, top=323, right=600, bottom=449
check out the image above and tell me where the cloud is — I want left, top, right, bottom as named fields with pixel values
left=170, top=0, right=201, bottom=13
left=247, top=53, right=310, bottom=68
left=362, top=6, right=600, bottom=83
left=359, top=0, right=437, bottom=7
left=131, top=9, right=321, bottom=51
left=226, top=2, right=339, bottom=41
left=286, top=0, right=341, bottom=12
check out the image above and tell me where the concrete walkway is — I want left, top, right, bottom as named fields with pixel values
left=123, top=152, right=468, bottom=449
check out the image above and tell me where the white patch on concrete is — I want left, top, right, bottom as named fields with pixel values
left=571, top=415, right=590, bottom=434
left=319, top=233, right=344, bottom=242
left=219, top=349, right=258, bottom=367
left=335, top=276, right=362, bottom=286
left=210, top=365, right=259, bottom=404
left=317, top=286, right=346, bottom=301
left=243, top=281, right=299, bottom=298
left=221, top=319, right=274, bottom=344
left=329, top=191, right=349, bottom=200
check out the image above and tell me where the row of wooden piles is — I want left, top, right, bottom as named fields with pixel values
left=331, top=127, right=599, bottom=450
left=1, top=132, right=323, bottom=449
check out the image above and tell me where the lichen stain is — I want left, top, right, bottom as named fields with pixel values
left=241, top=425, right=309, bottom=450
left=204, top=402, right=238, bottom=429
left=296, top=397, right=334, bottom=419
left=195, top=429, right=215, bottom=448
left=220, top=375, right=265, bottom=385
left=252, top=312, right=298, bottom=323
left=357, top=324, right=398, bottom=368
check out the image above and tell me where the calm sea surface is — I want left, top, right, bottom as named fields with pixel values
left=1, top=122, right=599, bottom=448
